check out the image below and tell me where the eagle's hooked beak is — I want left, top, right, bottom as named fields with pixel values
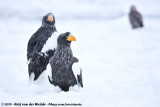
left=48, top=15, right=53, bottom=22
left=66, top=35, right=76, bottom=42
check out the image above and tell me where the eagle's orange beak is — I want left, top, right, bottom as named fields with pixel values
left=66, top=35, right=76, bottom=42
left=48, top=16, right=53, bottom=22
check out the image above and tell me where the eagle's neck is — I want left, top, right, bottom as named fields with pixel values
left=55, top=45, right=72, bottom=57
left=42, top=24, right=56, bottom=31
left=50, top=45, right=73, bottom=67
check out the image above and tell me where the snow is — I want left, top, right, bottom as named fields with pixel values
left=0, top=0, right=160, bottom=107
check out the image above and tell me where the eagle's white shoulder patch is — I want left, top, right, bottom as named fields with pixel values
left=41, top=32, right=59, bottom=53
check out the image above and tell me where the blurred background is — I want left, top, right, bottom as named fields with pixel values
left=0, top=0, right=160, bottom=107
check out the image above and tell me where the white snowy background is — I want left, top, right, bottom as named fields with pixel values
left=0, top=0, right=160, bottom=107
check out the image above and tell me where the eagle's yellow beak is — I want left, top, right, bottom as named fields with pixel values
left=66, top=35, right=76, bottom=42
left=48, top=16, right=53, bottom=22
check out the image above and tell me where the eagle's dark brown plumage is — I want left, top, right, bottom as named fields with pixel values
left=27, top=13, right=57, bottom=81
left=129, top=5, right=144, bottom=29
left=48, top=32, right=83, bottom=91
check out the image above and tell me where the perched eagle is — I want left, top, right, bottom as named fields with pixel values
left=48, top=32, right=83, bottom=91
left=129, top=5, right=144, bottom=29
left=27, top=13, right=58, bottom=82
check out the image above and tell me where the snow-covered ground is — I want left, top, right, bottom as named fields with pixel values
left=0, top=0, right=160, bottom=107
